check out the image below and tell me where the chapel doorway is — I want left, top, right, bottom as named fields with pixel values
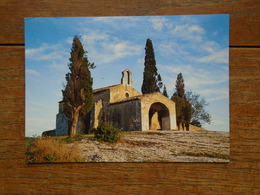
left=149, top=102, right=170, bottom=130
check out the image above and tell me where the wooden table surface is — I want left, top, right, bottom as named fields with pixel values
left=0, top=1, right=259, bottom=194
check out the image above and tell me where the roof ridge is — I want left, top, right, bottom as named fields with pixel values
left=93, top=84, right=122, bottom=93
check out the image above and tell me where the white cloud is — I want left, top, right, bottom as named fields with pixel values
left=207, top=94, right=229, bottom=102
left=80, top=30, right=143, bottom=64
left=196, top=48, right=229, bottom=64
left=171, top=24, right=205, bottom=42
left=197, top=88, right=229, bottom=102
left=161, top=64, right=228, bottom=106
left=26, top=43, right=67, bottom=61
left=158, top=39, right=228, bottom=66
left=162, top=65, right=228, bottom=90
left=158, top=41, right=190, bottom=59
left=200, top=41, right=220, bottom=53
left=92, top=17, right=115, bottom=24
left=98, top=41, right=143, bottom=64
left=149, top=17, right=172, bottom=31
left=198, top=88, right=227, bottom=96
left=26, top=69, right=40, bottom=76
left=81, top=30, right=109, bottom=44
left=188, top=25, right=205, bottom=34
left=91, top=16, right=142, bottom=30
left=186, top=71, right=227, bottom=89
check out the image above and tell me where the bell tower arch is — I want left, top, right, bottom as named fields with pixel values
left=121, top=69, right=133, bottom=87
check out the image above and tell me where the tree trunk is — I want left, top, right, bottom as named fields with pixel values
left=70, top=109, right=80, bottom=138
left=181, top=122, right=185, bottom=131
left=185, top=123, right=190, bottom=131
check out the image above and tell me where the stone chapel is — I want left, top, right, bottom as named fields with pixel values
left=55, top=69, right=177, bottom=136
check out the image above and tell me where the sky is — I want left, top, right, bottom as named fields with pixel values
left=25, top=15, right=229, bottom=137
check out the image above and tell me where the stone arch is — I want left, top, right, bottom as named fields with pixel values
left=149, top=102, right=170, bottom=130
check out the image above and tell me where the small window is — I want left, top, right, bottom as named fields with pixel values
left=125, top=93, right=129, bottom=98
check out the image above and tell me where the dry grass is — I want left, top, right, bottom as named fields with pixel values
left=27, top=137, right=86, bottom=163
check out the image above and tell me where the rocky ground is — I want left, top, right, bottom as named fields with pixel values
left=70, top=130, right=230, bottom=163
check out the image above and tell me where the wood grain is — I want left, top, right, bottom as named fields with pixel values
left=0, top=0, right=259, bottom=46
left=0, top=0, right=259, bottom=194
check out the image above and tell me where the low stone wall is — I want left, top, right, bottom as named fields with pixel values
left=42, top=129, right=56, bottom=137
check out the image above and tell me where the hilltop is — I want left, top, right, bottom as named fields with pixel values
left=70, top=130, right=229, bottom=163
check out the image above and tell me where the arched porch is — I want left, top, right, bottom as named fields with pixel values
left=149, top=102, right=170, bottom=130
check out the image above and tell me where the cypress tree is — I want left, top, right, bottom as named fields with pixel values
left=175, top=73, right=185, bottom=99
left=141, top=38, right=160, bottom=94
left=62, top=36, right=95, bottom=137
left=171, top=73, right=192, bottom=130
left=171, top=95, right=185, bottom=130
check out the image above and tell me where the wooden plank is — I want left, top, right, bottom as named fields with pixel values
left=229, top=48, right=260, bottom=166
left=0, top=46, right=259, bottom=194
left=0, top=0, right=259, bottom=46
left=0, top=47, right=24, bottom=139
left=0, top=162, right=259, bottom=194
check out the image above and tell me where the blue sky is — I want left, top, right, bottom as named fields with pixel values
left=25, top=15, right=229, bottom=137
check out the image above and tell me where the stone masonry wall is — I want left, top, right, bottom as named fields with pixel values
left=92, top=90, right=110, bottom=129
left=140, top=92, right=177, bottom=131
left=108, top=84, right=141, bottom=104
left=109, top=100, right=142, bottom=131
left=56, top=112, right=69, bottom=136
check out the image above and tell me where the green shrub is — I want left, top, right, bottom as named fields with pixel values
left=94, top=123, right=120, bottom=143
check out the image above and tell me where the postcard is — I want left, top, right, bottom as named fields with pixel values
left=25, top=15, right=229, bottom=163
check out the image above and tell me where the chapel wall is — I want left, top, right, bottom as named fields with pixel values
left=109, top=100, right=142, bottom=131
left=109, top=84, right=141, bottom=103
left=140, top=92, right=177, bottom=131
left=92, top=90, right=110, bottom=129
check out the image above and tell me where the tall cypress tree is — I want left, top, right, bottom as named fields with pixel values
left=171, top=73, right=192, bottom=130
left=141, top=38, right=161, bottom=94
left=62, top=36, right=95, bottom=137
left=175, top=73, right=185, bottom=99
